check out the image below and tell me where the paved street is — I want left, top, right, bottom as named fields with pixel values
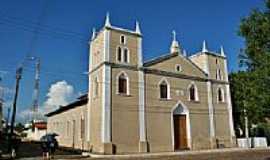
left=1, top=140, right=270, bottom=160
left=3, top=142, right=270, bottom=160
left=17, top=141, right=80, bottom=158
left=0, top=141, right=83, bottom=159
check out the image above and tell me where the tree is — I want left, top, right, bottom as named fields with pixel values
left=231, top=0, right=270, bottom=136
left=238, top=0, right=270, bottom=70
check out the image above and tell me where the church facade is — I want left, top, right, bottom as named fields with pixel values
left=47, top=15, right=236, bottom=154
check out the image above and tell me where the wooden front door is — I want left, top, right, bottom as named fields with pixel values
left=174, top=115, right=188, bottom=150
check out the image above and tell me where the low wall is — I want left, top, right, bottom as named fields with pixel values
left=237, top=137, right=267, bottom=148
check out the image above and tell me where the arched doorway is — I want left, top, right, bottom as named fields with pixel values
left=171, top=102, right=191, bottom=150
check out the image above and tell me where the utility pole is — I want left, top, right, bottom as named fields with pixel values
left=31, top=58, right=40, bottom=121
left=8, top=67, right=23, bottom=153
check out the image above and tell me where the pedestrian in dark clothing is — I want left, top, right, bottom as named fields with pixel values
left=40, top=134, right=59, bottom=159
left=41, top=140, right=50, bottom=159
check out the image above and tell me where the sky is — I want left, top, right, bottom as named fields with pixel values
left=0, top=0, right=266, bottom=122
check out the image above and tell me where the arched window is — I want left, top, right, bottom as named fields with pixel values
left=189, top=85, right=195, bottom=101
left=159, top=79, right=170, bottom=99
left=218, top=69, right=222, bottom=80
left=120, top=35, right=126, bottom=44
left=216, top=68, right=223, bottom=80
left=117, top=47, right=122, bottom=62
left=123, top=48, right=129, bottom=63
left=117, top=72, right=129, bottom=95
left=175, top=64, right=182, bottom=72
left=188, top=83, right=198, bottom=101
left=93, top=76, right=98, bottom=98
left=217, top=87, right=225, bottom=103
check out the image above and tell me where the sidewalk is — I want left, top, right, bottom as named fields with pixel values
left=87, top=147, right=270, bottom=159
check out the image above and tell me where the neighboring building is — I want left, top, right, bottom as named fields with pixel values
left=24, top=120, right=47, bottom=141
left=46, top=15, right=235, bottom=154
left=46, top=94, right=88, bottom=150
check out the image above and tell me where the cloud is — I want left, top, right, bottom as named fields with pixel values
left=16, top=81, right=78, bottom=122
left=42, top=80, right=77, bottom=114
left=19, top=108, right=46, bottom=122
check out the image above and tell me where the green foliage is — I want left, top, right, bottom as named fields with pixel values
left=231, top=0, right=270, bottom=134
left=238, top=0, right=270, bottom=70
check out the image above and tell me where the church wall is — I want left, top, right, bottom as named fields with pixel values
left=211, top=83, right=232, bottom=147
left=111, top=67, right=140, bottom=153
left=149, top=55, right=206, bottom=78
left=144, top=73, right=211, bottom=152
left=89, top=67, right=104, bottom=153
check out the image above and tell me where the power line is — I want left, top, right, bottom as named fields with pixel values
left=0, top=19, right=88, bottom=45
left=0, top=10, right=88, bottom=38
left=26, top=0, right=50, bottom=58
left=0, top=19, right=88, bottom=44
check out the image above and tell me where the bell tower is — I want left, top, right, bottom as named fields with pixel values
left=87, top=13, right=145, bottom=154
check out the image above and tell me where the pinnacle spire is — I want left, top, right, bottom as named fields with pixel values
left=202, top=40, right=208, bottom=53
left=183, top=49, right=187, bottom=57
left=220, top=45, right=226, bottom=57
left=135, top=21, right=141, bottom=35
left=91, top=28, right=96, bottom=41
left=172, top=30, right=176, bottom=41
left=105, top=12, right=111, bottom=27
left=170, top=30, right=180, bottom=54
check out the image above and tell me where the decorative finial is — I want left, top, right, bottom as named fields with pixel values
left=91, top=28, right=96, bottom=41
left=172, top=30, right=176, bottom=41
left=105, top=12, right=111, bottom=27
left=202, top=40, right=208, bottom=52
left=170, top=30, right=180, bottom=54
left=183, top=49, right=187, bottom=57
left=220, top=45, right=226, bottom=57
left=135, top=21, right=141, bottom=35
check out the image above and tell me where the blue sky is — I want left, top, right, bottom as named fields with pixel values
left=0, top=0, right=265, bottom=122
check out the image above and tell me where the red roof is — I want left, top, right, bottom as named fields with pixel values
left=33, top=122, right=47, bottom=130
